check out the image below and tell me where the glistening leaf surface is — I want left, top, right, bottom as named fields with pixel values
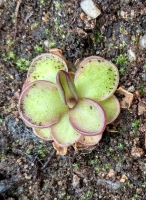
left=98, top=95, right=120, bottom=124
left=74, top=56, right=119, bottom=101
left=51, top=112, right=81, bottom=147
left=69, top=98, right=106, bottom=136
left=27, top=53, right=68, bottom=84
left=19, top=81, right=68, bottom=128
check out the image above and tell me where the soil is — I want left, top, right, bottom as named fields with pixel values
left=0, top=0, right=146, bottom=200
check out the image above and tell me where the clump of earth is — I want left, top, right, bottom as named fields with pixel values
left=0, top=0, right=146, bottom=199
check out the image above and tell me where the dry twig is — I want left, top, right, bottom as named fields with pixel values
left=14, top=0, right=22, bottom=41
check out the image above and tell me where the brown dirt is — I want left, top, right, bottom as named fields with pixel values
left=0, top=0, right=146, bottom=200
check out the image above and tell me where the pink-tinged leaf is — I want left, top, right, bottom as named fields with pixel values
left=73, top=142, right=97, bottom=151
left=18, top=80, right=68, bottom=128
left=22, top=79, right=29, bottom=91
left=56, top=70, right=78, bottom=108
left=74, top=56, right=119, bottom=101
left=69, top=98, right=106, bottom=136
left=78, top=133, right=103, bottom=146
left=98, top=95, right=120, bottom=124
left=33, top=127, right=52, bottom=141
left=51, top=112, right=81, bottom=147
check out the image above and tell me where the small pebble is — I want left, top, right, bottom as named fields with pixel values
left=136, top=188, right=142, bottom=194
left=138, top=101, right=146, bottom=115
left=77, top=22, right=84, bottom=28
left=76, top=28, right=87, bottom=37
left=139, top=34, right=146, bottom=49
left=0, top=0, right=6, bottom=6
left=120, top=10, right=128, bottom=19
left=21, top=195, right=29, bottom=200
left=120, top=174, right=128, bottom=183
left=115, top=163, right=122, bottom=172
left=97, top=179, right=121, bottom=190
left=44, top=40, right=49, bottom=48
left=107, top=169, right=117, bottom=178
left=58, top=180, right=63, bottom=186
left=131, top=147, right=144, bottom=157
left=80, top=0, right=101, bottom=19
left=72, top=174, right=80, bottom=188
left=127, top=85, right=135, bottom=93
left=141, top=73, right=146, bottom=81
left=80, top=12, right=86, bottom=20
left=128, top=49, right=136, bottom=62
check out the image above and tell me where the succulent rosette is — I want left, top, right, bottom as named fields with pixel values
left=18, top=52, right=120, bottom=148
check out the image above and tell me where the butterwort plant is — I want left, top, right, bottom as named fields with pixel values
left=18, top=51, right=120, bottom=148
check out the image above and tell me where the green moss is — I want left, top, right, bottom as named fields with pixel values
left=34, top=45, right=43, bottom=54
left=120, top=27, right=125, bottom=34
left=16, top=58, right=30, bottom=71
left=95, top=166, right=100, bottom=172
left=142, top=182, right=146, bottom=188
left=81, top=190, right=93, bottom=199
left=133, top=194, right=139, bottom=199
left=73, top=163, right=78, bottom=168
left=38, top=145, right=46, bottom=157
left=132, top=37, right=139, bottom=44
left=31, top=23, right=38, bottom=29
left=45, top=29, right=50, bottom=35
left=118, top=143, right=124, bottom=150
left=55, top=2, right=61, bottom=10
left=137, top=85, right=146, bottom=96
left=119, top=67, right=126, bottom=75
left=132, top=120, right=140, bottom=128
left=114, top=54, right=128, bottom=66
left=8, top=51, right=16, bottom=60
left=105, top=163, right=111, bottom=169
left=108, top=147, right=114, bottom=152
left=6, top=39, right=14, bottom=46
left=89, top=160, right=95, bottom=165
left=91, top=31, right=103, bottom=43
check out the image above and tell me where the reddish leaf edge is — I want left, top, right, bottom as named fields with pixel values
left=78, top=133, right=103, bottom=146
left=106, top=95, right=120, bottom=125
left=27, top=53, right=68, bottom=79
left=69, top=98, right=106, bottom=136
left=18, top=80, right=61, bottom=129
left=56, top=70, right=78, bottom=108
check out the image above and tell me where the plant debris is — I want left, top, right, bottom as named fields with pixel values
left=0, top=0, right=146, bottom=199
left=138, top=101, right=146, bottom=115
left=131, top=147, right=144, bottom=157
left=52, top=142, right=68, bottom=155
left=116, top=87, right=134, bottom=109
